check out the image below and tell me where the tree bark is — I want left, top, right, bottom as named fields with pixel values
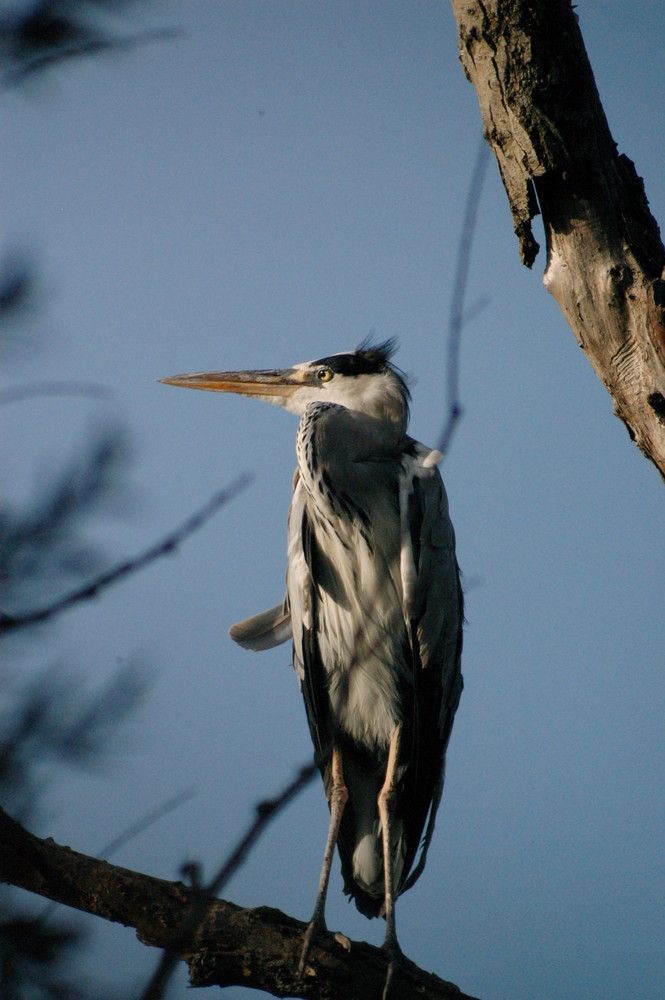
left=449, top=0, right=665, bottom=479
left=0, top=807, right=478, bottom=1000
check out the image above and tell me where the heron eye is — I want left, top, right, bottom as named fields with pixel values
left=317, top=367, right=333, bottom=382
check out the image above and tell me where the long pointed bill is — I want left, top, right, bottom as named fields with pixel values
left=158, top=368, right=307, bottom=398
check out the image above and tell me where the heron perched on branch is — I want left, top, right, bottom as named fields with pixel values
left=161, top=340, right=463, bottom=990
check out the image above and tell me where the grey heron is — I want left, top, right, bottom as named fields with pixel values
left=160, top=340, right=463, bottom=989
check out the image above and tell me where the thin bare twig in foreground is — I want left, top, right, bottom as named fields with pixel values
left=0, top=474, right=253, bottom=635
left=140, top=760, right=318, bottom=1000
left=98, top=788, right=196, bottom=861
left=437, top=137, right=490, bottom=458
left=35, top=788, right=197, bottom=929
left=2, top=26, right=182, bottom=90
left=0, top=381, right=113, bottom=406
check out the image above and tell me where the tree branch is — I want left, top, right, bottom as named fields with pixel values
left=449, top=0, right=665, bottom=478
left=139, top=760, right=318, bottom=1000
left=437, top=137, right=491, bottom=457
left=0, top=807, right=478, bottom=1000
left=0, top=474, right=252, bottom=635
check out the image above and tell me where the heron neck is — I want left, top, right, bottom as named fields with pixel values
left=297, top=402, right=405, bottom=472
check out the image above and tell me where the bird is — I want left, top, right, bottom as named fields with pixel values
left=160, top=340, right=463, bottom=991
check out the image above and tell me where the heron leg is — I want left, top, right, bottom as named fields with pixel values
left=297, top=744, right=348, bottom=976
left=378, top=723, right=404, bottom=998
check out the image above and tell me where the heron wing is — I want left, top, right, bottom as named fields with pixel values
left=326, top=446, right=464, bottom=913
left=397, top=445, right=464, bottom=895
left=288, top=436, right=463, bottom=913
left=229, top=600, right=292, bottom=650
left=285, top=475, right=332, bottom=765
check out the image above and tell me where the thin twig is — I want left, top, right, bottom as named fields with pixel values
left=35, top=788, right=197, bottom=927
left=0, top=474, right=253, bottom=635
left=2, top=28, right=183, bottom=90
left=99, top=788, right=196, bottom=860
left=436, top=137, right=490, bottom=457
left=0, top=381, right=113, bottom=406
left=140, top=760, right=318, bottom=1000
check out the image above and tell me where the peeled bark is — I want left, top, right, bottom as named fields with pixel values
left=450, top=0, right=665, bottom=478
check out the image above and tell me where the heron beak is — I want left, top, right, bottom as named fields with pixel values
left=158, top=368, right=307, bottom=398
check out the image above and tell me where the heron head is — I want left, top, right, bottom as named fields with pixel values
left=160, top=339, right=410, bottom=430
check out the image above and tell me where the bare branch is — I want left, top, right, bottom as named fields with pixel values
left=0, top=474, right=253, bottom=635
left=0, top=382, right=113, bottom=406
left=437, top=137, right=490, bottom=457
left=0, top=1, right=181, bottom=89
left=0, top=805, right=479, bottom=1000
left=139, top=760, right=318, bottom=1000
left=449, top=0, right=665, bottom=478
left=98, top=788, right=196, bottom=861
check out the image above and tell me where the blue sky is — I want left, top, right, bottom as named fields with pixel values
left=2, top=3, right=664, bottom=999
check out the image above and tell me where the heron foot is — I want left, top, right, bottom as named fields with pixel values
left=297, top=920, right=351, bottom=977
left=381, top=936, right=404, bottom=1000
left=297, top=915, right=326, bottom=977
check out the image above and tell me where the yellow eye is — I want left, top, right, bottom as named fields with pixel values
left=317, top=367, right=333, bottom=382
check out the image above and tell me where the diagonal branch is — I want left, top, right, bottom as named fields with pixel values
left=0, top=474, right=252, bottom=635
left=139, top=760, right=318, bottom=1000
left=0, top=806, right=479, bottom=1000
left=449, top=0, right=665, bottom=479
left=437, top=137, right=491, bottom=457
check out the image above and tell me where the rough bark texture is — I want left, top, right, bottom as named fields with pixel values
left=450, top=0, right=665, bottom=478
left=0, top=807, right=478, bottom=1000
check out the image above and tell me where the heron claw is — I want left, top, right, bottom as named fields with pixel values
left=333, top=930, right=351, bottom=952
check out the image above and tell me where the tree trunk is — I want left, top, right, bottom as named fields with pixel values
left=449, top=0, right=665, bottom=478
